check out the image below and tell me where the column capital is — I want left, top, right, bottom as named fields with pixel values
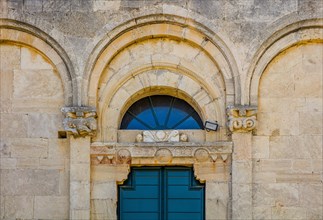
left=61, top=106, right=97, bottom=137
left=227, top=105, right=257, bottom=133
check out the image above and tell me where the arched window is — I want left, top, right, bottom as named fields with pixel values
left=120, top=95, right=203, bottom=130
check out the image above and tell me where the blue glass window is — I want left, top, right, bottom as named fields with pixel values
left=120, top=95, right=203, bottom=130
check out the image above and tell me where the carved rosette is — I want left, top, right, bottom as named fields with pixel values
left=227, top=106, right=257, bottom=133
left=61, top=106, right=97, bottom=137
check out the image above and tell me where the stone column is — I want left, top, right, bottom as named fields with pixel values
left=227, top=106, right=257, bottom=219
left=62, top=107, right=97, bottom=220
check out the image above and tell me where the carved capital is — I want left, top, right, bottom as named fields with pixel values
left=227, top=106, right=257, bottom=133
left=61, top=106, right=97, bottom=137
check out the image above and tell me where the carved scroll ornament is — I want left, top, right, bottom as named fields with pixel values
left=227, top=106, right=257, bottom=132
left=61, top=106, right=97, bottom=137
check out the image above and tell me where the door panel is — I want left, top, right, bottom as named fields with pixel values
left=118, top=167, right=205, bottom=220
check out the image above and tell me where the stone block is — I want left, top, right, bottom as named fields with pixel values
left=42, top=0, right=71, bottom=12
left=0, top=70, right=14, bottom=104
left=24, top=0, right=42, bottom=12
left=299, top=112, right=322, bottom=135
left=253, top=206, right=272, bottom=219
left=48, top=138, right=69, bottom=159
left=91, top=165, right=130, bottom=183
left=252, top=136, right=269, bottom=158
left=231, top=183, right=252, bottom=219
left=0, top=113, right=28, bottom=138
left=16, top=158, right=40, bottom=169
left=10, top=138, right=48, bottom=158
left=59, top=169, right=70, bottom=196
left=70, top=136, right=91, bottom=164
left=272, top=206, right=307, bottom=220
left=39, top=158, right=66, bottom=170
left=71, top=209, right=90, bottom=220
left=232, top=133, right=252, bottom=161
left=27, top=113, right=63, bottom=138
left=253, top=183, right=299, bottom=206
left=34, top=196, right=69, bottom=219
left=70, top=181, right=90, bottom=209
left=205, top=181, right=229, bottom=219
left=4, top=196, right=34, bottom=219
left=299, top=183, right=323, bottom=208
left=0, top=157, right=17, bottom=169
left=91, top=199, right=117, bottom=220
left=259, top=159, right=292, bottom=172
left=13, top=69, right=63, bottom=99
left=276, top=173, right=321, bottom=183
left=20, top=47, right=53, bottom=70
left=253, top=172, right=276, bottom=183
left=0, top=44, right=20, bottom=71
left=1, top=169, right=59, bottom=196
left=71, top=163, right=90, bottom=181
left=91, top=182, right=117, bottom=200
left=232, top=161, right=252, bottom=183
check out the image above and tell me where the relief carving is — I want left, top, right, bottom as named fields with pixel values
left=227, top=106, right=257, bottom=132
left=61, top=106, right=97, bottom=137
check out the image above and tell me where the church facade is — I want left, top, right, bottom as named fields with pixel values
left=0, top=0, right=322, bottom=219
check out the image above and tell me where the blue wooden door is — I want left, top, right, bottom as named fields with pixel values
left=118, top=167, right=205, bottom=220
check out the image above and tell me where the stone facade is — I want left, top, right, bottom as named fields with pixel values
left=0, top=0, right=322, bottom=219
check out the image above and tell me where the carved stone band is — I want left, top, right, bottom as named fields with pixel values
left=61, top=106, right=97, bottom=137
left=227, top=105, right=257, bottom=132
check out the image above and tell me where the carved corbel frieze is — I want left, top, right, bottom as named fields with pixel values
left=61, top=106, right=97, bottom=137
left=227, top=105, right=257, bottom=133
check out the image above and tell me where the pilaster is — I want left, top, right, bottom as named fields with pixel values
left=62, top=107, right=97, bottom=220
left=228, top=105, right=257, bottom=219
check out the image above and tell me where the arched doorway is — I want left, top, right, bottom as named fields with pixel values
left=118, top=95, right=205, bottom=220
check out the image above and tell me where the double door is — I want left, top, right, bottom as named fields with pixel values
left=118, top=167, right=205, bottom=220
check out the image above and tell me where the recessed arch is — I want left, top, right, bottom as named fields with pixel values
left=246, top=18, right=323, bottom=105
left=84, top=14, right=240, bottom=106
left=0, top=19, right=76, bottom=105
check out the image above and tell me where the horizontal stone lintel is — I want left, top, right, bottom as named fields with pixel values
left=90, top=142, right=232, bottom=165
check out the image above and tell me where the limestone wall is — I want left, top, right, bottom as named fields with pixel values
left=0, top=43, right=69, bottom=219
left=254, top=43, right=323, bottom=219
left=0, top=0, right=322, bottom=220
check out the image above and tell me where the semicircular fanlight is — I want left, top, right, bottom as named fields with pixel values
left=120, top=95, right=203, bottom=130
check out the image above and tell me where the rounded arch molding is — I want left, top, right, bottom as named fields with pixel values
left=98, top=68, right=224, bottom=142
left=84, top=14, right=240, bottom=107
left=0, top=19, right=76, bottom=105
left=246, top=18, right=323, bottom=105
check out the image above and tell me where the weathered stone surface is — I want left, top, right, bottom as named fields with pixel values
left=205, top=181, right=229, bottom=219
left=20, top=47, right=53, bottom=70
left=13, top=69, right=63, bottom=99
left=10, top=138, right=48, bottom=158
left=91, top=181, right=117, bottom=200
left=4, top=196, right=34, bottom=219
left=253, top=183, right=299, bottom=206
left=91, top=199, right=117, bottom=220
left=70, top=181, right=90, bottom=210
left=1, top=169, right=59, bottom=196
left=34, top=196, right=69, bottom=219
left=62, top=106, right=97, bottom=137
left=0, top=113, right=28, bottom=138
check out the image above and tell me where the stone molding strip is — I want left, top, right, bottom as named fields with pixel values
left=61, top=106, right=97, bottom=137
left=90, top=142, right=232, bottom=165
left=227, top=105, right=257, bottom=133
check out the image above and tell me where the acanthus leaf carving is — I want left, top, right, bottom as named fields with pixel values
left=61, top=106, right=97, bottom=137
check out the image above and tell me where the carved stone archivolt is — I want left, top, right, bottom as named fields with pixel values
left=227, top=105, right=257, bottom=132
left=61, top=106, right=97, bottom=137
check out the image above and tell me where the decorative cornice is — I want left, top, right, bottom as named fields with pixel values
left=61, top=106, right=97, bottom=137
left=227, top=105, right=257, bottom=133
